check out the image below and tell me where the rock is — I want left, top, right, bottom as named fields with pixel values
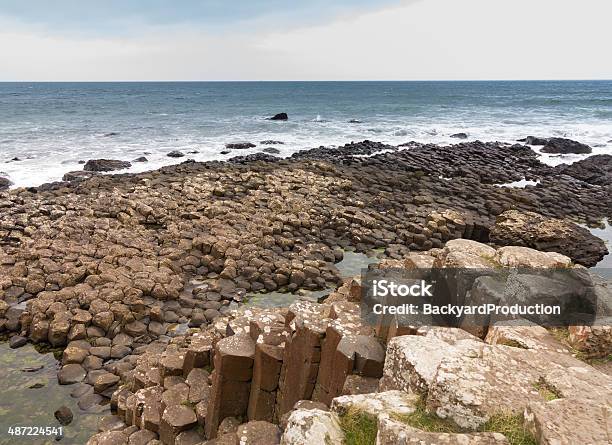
left=262, top=148, right=280, bottom=155
left=554, top=154, right=612, bottom=186
left=9, top=335, right=27, bottom=349
left=518, top=136, right=549, bottom=145
left=0, top=176, right=11, bottom=190
left=94, top=373, right=120, bottom=393
left=167, top=151, right=185, bottom=158
left=97, top=415, right=126, bottom=432
left=58, top=364, right=87, bottom=385
left=540, top=137, right=592, bottom=154
left=235, top=421, right=281, bottom=444
left=260, top=140, right=284, bottom=145
left=331, top=390, right=418, bottom=419
left=205, top=334, right=255, bottom=438
left=525, top=398, right=611, bottom=445
left=568, top=322, right=612, bottom=359
left=280, top=409, right=344, bottom=445
left=54, top=406, right=74, bottom=426
left=63, top=171, right=99, bottom=182
left=379, top=334, right=483, bottom=394
left=83, top=159, right=131, bottom=172
left=225, top=142, right=256, bottom=150
left=490, top=210, right=608, bottom=267
left=269, top=113, right=288, bottom=121
left=494, top=246, right=571, bottom=268
left=133, top=157, right=148, bottom=163
left=376, top=416, right=509, bottom=444
left=159, top=405, right=197, bottom=445
left=450, top=132, right=468, bottom=139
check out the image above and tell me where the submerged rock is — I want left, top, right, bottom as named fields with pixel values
left=133, top=156, right=148, bottom=163
left=54, top=406, right=73, bottom=426
left=517, top=136, right=550, bottom=145
left=83, top=159, right=131, bottom=172
left=262, top=147, right=280, bottom=155
left=167, top=151, right=185, bottom=158
left=450, top=132, right=468, bottom=139
left=9, top=335, right=27, bottom=349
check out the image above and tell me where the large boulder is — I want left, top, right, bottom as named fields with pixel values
left=490, top=210, right=608, bottom=267
left=540, top=138, right=592, bottom=154
left=83, top=159, right=131, bottom=172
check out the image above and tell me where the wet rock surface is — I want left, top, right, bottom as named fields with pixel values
left=84, top=159, right=132, bottom=172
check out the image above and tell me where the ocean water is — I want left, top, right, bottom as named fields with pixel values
left=1, top=81, right=612, bottom=188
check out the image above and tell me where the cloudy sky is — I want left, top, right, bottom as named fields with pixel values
left=0, top=0, right=610, bottom=81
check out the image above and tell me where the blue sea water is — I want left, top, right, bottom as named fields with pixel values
left=0, top=80, right=611, bottom=187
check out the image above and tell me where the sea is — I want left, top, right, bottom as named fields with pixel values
left=1, top=80, right=611, bottom=188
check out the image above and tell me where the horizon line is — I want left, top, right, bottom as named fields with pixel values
left=1, top=78, right=612, bottom=83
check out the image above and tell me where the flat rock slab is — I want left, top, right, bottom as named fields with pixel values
left=280, top=408, right=344, bottom=445
left=58, top=364, right=87, bottom=385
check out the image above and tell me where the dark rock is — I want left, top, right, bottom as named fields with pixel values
left=63, top=171, right=99, bottom=182
left=0, top=176, right=11, bottom=190
left=262, top=148, right=280, bottom=155
left=517, top=136, right=550, bottom=145
left=220, top=150, right=231, bottom=155
left=554, top=154, right=612, bottom=186
left=269, top=113, right=288, bottom=121
left=103, top=132, right=119, bottom=137
left=226, top=142, right=256, bottom=150
left=58, top=364, right=87, bottom=385
left=260, top=140, right=284, bottom=145
left=54, top=406, right=73, bottom=426
left=450, top=132, right=468, bottom=139
left=540, top=138, right=592, bottom=154
left=83, top=159, right=131, bottom=172
left=348, top=119, right=362, bottom=123
left=9, top=335, right=27, bottom=349
left=167, top=151, right=185, bottom=158
left=133, top=156, right=148, bottom=162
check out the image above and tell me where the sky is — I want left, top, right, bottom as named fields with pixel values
left=0, top=0, right=611, bottom=81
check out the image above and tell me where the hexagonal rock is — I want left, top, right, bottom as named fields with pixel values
left=205, top=334, right=256, bottom=439
left=280, top=408, right=344, bottom=445
left=376, top=417, right=509, bottom=444
left=136, top=386, right=164, bottom=433
left=247, top=343, right=284, bottom=422
left=277, top=309, right=330, bottom=416
left=183, top=330, right=218, bottom=375
left=58, top=364, right=87, bottom=385
left=159, top=405, right=198, bottom=445
left=160, top=351, right=186, bottom=379
left=125, top=429, right=157, bottom=445
left=379, top=334, right=483, bottom=394
left=87, top=430, right=129, bottom=445
left=235, top=421, right=281, bottom=445
left=94, top=373, right=121, bottom=394
left=525, top=398, right=611, bottom=445
left=426, top=344, right=612, bottom=430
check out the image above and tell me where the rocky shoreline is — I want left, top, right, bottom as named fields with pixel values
left=0, top=140, right=611, bottom=444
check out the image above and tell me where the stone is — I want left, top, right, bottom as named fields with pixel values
left=58, top=364, right=87, bottom=385
left=84, top=159, right=131, bottom=172
left=235, top=421, right=281, bottom=444
left=490, top=210, right=608, bottom=267
left=280, top=409, right=344, bottom=445
left=269, top=113, right=288, bottom=121
left=9, top=335, right=27, bottom=349
left=159, top=405, right=197, bottom=445
left=376, top=416, right=509, bottom=444
left=540, top=137, right=592, bottom=154
left=127, top=429, right=157, bottom=445
left=225, top=142, right=256, bottom=150
left=167, top=151, right=185, bottom=158
left=94, top=373, right=121, bottom=393
left=525, top=398, right=611, bottom=445
left=205, top=334, right=256, bottom=438
left=450, top=132, right=468, bottom=139
left=331, top=390, right=418, bottom=420
left=54, top=406, right=74, bottom=425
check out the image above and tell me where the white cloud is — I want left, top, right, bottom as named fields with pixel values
left=0, top=0, right=610, bottom=81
